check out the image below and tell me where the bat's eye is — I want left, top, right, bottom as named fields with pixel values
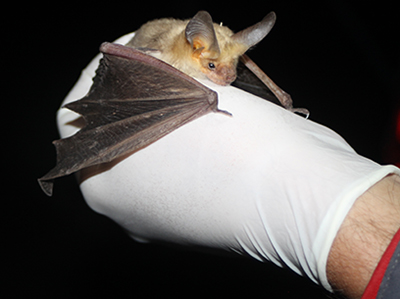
left=208, top=62, right=216, bottom=70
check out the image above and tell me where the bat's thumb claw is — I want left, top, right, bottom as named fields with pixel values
left=217, top=108, right=232, bottom=117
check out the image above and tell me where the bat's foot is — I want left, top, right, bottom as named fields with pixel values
left=276, top=92, right=310, bottom=119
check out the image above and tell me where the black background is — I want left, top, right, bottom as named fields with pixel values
left=5, top=1, right=399, bottom=298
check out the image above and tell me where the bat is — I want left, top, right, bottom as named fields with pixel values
left=128, top=11, right=308, bottom=115
left=127, top=11, right=275, bottom=86
left=38, top=11, right=308, bottom=196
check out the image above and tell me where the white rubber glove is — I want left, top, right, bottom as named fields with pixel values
left=57, top=33, right=400, bottom=291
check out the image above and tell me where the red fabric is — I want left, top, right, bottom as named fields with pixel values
left=361, top=228, right=400, bottom=298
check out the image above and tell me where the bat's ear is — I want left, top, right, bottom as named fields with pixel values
left=185, top=11, right=220, bottom=59
left=232, top=11, right=276, bottom=53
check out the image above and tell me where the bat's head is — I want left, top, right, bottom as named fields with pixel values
left=185, top=11, right=276, bottom=86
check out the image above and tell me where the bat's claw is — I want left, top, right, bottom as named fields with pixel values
left=217, top=108, right=232, bottom=117
left=289, top=107, right=310, bottom=119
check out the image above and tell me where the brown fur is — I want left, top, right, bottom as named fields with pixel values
left=127, top=17, right=248, bottom=85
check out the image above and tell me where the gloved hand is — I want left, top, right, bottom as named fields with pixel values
left=57, top=33, right=400, bottom=291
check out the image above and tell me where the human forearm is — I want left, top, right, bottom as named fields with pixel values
left=327, top=174, right=400, bottom=298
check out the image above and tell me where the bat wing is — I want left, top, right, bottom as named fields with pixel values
left=38, top=42, right=221, bottom=196
left=232, top=58, right=282, bottom=106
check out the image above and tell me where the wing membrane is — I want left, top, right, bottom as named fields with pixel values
left=38, top=43, right=219, bottom=196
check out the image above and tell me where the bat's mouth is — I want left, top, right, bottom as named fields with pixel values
left=209, top=75, right=237, bottom=86
left=203, top=64, right=237, bottom=86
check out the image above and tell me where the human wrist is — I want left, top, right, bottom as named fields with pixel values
left=326, top=174, right=400, bottom=298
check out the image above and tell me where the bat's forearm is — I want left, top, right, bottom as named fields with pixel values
left=240, top=54, right=309, bottom=117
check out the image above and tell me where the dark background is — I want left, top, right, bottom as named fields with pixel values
left=5, top=1, right=399, bottom=298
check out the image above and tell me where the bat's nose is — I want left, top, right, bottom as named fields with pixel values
left=225, top=74, right=237, bottom=84
left=206, top=65, right=237, bottom=85
left=218, top=66, right=237, bottom=85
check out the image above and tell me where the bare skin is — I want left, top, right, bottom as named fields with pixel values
left=327, top=174, right=400, bottom=298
